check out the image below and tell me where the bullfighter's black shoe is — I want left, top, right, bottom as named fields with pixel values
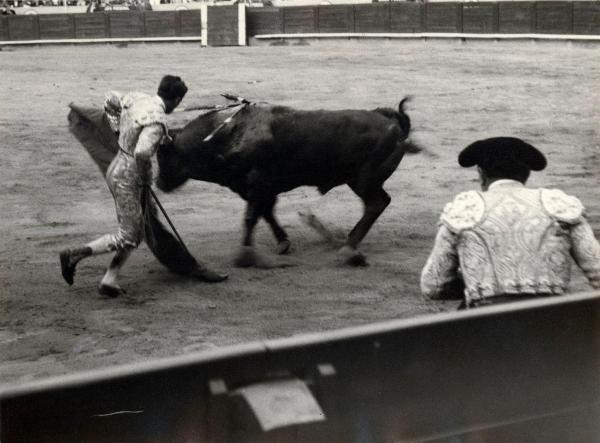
left=190, top=264, right=228, bottom=283
left=60, top=247, right=92, bottom=285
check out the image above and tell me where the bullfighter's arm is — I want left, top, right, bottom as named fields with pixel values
left=134, top=123, right=164, bottom=184
left=420, top=225, right=463, bottom=300
left=570, top=219, right=600, bottom=289
left=104, top=90, right=123, bottom=133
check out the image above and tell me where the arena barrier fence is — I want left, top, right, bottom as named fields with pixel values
left=1, top=2, right=599, bottom=46
left=1, top=291, right=599, bottom=442
left=0, top=4, right=245, bottom=46
left=248, top=1, right=600, bottom=42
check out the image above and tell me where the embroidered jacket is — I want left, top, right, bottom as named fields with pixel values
left=104, top=90, right=167, bottom=161
left=98, top=91, right=168, bottom=250
left=420, top=180, right=600, bottom=303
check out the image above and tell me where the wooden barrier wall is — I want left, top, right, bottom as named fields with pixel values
left=1, top=2, right=600, bottom=44
left=246, top=1, right=600, bottom=37
left=0, top=9, right=202, bottom=41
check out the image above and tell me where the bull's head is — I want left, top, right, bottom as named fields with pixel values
left=156, top=138, right=190, bottom=192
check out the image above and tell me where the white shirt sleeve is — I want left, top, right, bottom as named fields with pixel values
left=420, top=224, right=461, bottom=299
left=570, top=219, right=600, bottom=289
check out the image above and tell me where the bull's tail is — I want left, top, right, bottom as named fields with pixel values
left=396, top=96, right=412, bottom=136
left=394, top=97, right=439, bottom=157
left=401, top=139, right=439, bottom=157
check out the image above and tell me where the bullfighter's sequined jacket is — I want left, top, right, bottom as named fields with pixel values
left=420, top=179, right=600, bottom=304
left=100, top=91, right=168, bottom=251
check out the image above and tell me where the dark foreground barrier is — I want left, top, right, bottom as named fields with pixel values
left=2, top=291, right=599, bottom=442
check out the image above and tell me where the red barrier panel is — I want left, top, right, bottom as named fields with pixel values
left=74, top=13, right=108, bottom=39
left=316, top=5, right=354, bottom=33
left=283, top=7, right=317, bottom=34
left=499, top=2, right=536, bottom=33
left=39, top=14, right=75, bottom=40
left=0, top=16, right=8, bottom=41
left=462, top=2, right=499, bottom=33
left=108, top=11, right=144, bottom=38
left=425, top=2, right=462, bottom=33
left=207, top=5, right=239, bottom=46
left=2, top=2, right=600, bottom=44
left=247, top=7, right=283, bottom=36
left=144, top=10, right=178, bottom=37
left=179, top=10, right=201, bottom=37
left=573, top=1, right=600, bottom=34
left=354, top=3, right=389, bottom=33
left=8, top=15, right=39, bottom=41
left=390, top=2, right=423, bottom=33
left=536, top=1, right=573, bottom=34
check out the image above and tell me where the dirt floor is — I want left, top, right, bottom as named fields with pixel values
left=0, top=39, right=598, bottom=389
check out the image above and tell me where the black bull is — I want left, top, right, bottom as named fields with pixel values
left=157, top=99, right=420, bottom=266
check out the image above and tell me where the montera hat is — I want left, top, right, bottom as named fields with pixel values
left=458, top=137, right=547, bottom=171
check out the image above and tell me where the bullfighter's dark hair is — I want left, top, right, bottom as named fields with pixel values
left=480, top=158, right=531, bottom=184
left=157, top=75, right=188, bottom=102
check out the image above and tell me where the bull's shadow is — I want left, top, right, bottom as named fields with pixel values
left=157, top=98, right=421, bottom=268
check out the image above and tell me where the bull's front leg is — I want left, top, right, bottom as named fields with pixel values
left=262, top=197, right=290, bottom=255
left=234, top=199, right=295, bottom=269
left=234, top=201, right=261, bottom=267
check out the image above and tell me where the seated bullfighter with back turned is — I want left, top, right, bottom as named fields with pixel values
left=60, top=75, right=227, bottom=297
left=421, top=137, right=600, bottom=309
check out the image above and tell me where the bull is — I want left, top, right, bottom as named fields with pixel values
left=156, top=98, right=419, bottom=267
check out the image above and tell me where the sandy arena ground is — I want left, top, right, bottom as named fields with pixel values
left=0, top=39, right=599, bottom=389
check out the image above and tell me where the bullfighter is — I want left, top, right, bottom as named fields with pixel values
left=421, top=137, right=600, bottom=308
left=60, top=75, right=227, bottom=297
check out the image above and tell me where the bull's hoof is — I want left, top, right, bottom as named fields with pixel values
left=276, top=239, right=291, bottom=255
left=234, top=246, right=257, bottom=268
left=338, top=246, right=368, bottom=267
left=191, top=265, right=228, bottom=283
left=98, top=283, right=126, bottom=298
left=234, top=246, right=297, bottom=269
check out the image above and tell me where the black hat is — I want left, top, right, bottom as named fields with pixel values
left=157, top=75, right=188, bottom=101
left=458, top=137, right=547, bottom=171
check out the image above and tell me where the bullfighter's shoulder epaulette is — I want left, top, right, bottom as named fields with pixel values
left=123, top=92, right=168, bottom=129
left=541, top=188, right=584, bottom=224
left=440, top=190, right=485, bottom=233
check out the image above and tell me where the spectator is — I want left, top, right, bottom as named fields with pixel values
left=1, top=0, right=16, bottom=14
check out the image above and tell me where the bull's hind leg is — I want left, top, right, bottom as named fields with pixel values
left=234, top=201, right=262, bottom=267
left=340, top=184, right=391, bottom=266
left=347, top=187, right=391, bottom=248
